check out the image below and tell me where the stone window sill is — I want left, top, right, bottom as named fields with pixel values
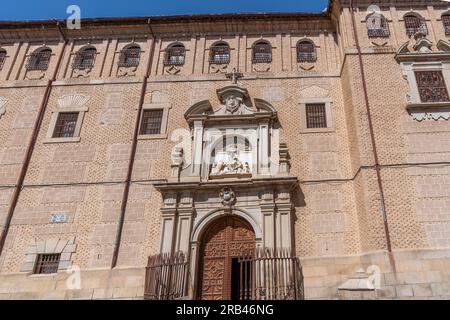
left=43, top=137, right=81, bottom=144
left=137, top=134, right=168, bottom=140
left=299, top=127, right=335, bottom=134
left=406, top=101, right=450, bottom=111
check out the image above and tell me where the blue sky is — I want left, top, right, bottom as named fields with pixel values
left=0, top=0, right=329, bottom=20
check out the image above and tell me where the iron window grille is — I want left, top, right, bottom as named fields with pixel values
left=72, top=48, right=97, bottom=69
left=164, top=46, right=186, bottom=66
left=367, top=15, right=391, bottom=38
left=26, top=49, right=52, bottom=71
left=209, top=45, right=230, bottom=64
left=33, top=254, right=61, bottom=274
left=140, top=109, right=164, bottom=135
left=443, top=15, right=450, bottom=36
left=0, top=50, right=6, bottom=71
left=52, top=112, right=79, bottom=138
left=306, top=103, right=327, bottom=129
left=404, top=15, right=428, bottom=36
left=118, top=46, right=141, bottom=67
left=252, top=43, right=272, bottom=63
left=415, top=71, right=450, bottom=103
left=297, top=42, right=317, bottom=63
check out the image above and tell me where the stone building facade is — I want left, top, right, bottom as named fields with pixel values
left=1, top=0, right=450, bottom=299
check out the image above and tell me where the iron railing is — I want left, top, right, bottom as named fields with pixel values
left=144, top=248, right=303, bottom=300
left=239, top=248, right=304, bottom=300
left=0, top=50, right=6, bottom=71
left=26, top=50, right=52, bottom=71
left=34, top=253, right=61, bottom=274
left=118, top=47, right=141, bottom=67
left=144, top=251, right=189, bottom=300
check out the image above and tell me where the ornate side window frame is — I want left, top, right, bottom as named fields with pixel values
left=299, top=97, right=334, bottom=133
left=44, top=95, right=90, bottom=143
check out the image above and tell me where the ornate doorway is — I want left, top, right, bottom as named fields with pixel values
left=198, top=216, right=256, bottom=300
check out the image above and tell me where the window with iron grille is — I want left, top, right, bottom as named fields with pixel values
left=210, top=44, right=230, bottom=64
left=72, top=48, right=97, bottom=69
left=297, top=41, right=316, bottom=63
left=0, top=50, right=6, bottom=71
left=367, top=15, right=391, bottom=38
left=415, top=71, right=450, bottom=103
left=52, top=112, right=79, bottom=138
left=140, top=109, right=164, bottom=135
left=443, top=15, right=450, bottom=36
left=33, top=254, right=61, bottom=274
left=252, top=42, right=272, bottom=63
left=404, top=15, right=428, bottom=36
left=164, top=45, right=185, bottom=66
left=118, top=46, right=141, bottom=67
left=306, top=103, right=327, bottom=129
left=26, top=49, right=52, bottom=71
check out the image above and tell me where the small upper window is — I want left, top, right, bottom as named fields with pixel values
left=53, top=112, right=79, bottom=138
left=252, top=41, right=272, bottom=63
left=140, top=109, right=163, bottom=135
left=0, top=50, right=6, bottom=71
left=164, top=44, right=185, bottom=66
left=210, top=43, right=230, bottom=64
left=442, top=14, right=450, bottom=36
left=306, top=103, right=327, bottom=129
left=72, top=47, right=97, bottom=69
left=367, top=14, right=390, bottom=38
left=297, top=41, right=316, bottom=63
left=118, top=45, right=141, bottom=67
left=34, top=253, right=60, bottom=274
left=404, top=14, right=428, bottom=36
left=415, top=71, right=450, bottom=103
left=26, top=48, right=52, bottom=71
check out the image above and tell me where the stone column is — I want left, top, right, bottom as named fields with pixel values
left=260, top=189, right=276, bottom=249
left=191, top=121, right=204, bottom=180
left=174, top=192, right=194, bottom=253
left=258, top=121, right=270, bottom=175
left=159, top=193, right=178, bottom=254
left=275, top=188, right=293, bottom=251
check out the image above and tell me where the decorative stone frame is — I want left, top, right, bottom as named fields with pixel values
left=137, top=102, right=171, bottom=140
left=44, top=94, right=90, bottom=144
left=299, top=97, right=334, bottom=133
left=21, top=237, right=77, bottom=274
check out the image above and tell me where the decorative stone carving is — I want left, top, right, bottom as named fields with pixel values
left=165, top=65, right=181, bottom=75
left=210, top=63, right=228, bottom=74
left=298, top=62, right=315, bottom=71
left=211, top=156, right=251, bottom=176
left=411, top=110, right=450, bottom=121
left=170, top=147, right=184, bottom=180
left=220, top=187, right=236, bottom=207
left=278, top=143, right=291, bottom=175
left=117, top=66, right=137, bottom=77
left=72, top=68, right=92, bottom=78
left=215, top=86, right=253, bottom=115
left=253, top=62, right=271, bottom=72
left=58, top=94, right=90, bottom=109
left=25, top=70, right=45, bottom=80
left=0, top=97, right=7, bottom=120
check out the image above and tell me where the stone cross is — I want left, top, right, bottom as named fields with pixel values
left=226, top=68, right=243, bottom=84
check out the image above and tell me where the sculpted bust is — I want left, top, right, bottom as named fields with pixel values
left=224, top=94, right=242, bottom=114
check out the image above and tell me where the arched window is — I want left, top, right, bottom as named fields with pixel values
left=73, top=47, right=97, bottom=69
left=209, top=42, right=230, bottom=64
left=0, top=49, right=6, bottom=71
left=404, top=14, right=428, bottom=36
left=26, top=48, right=52, bottom=71
left=252, top=41, right=272, bottom=63
left=442, top=14, right=450, bottom=35
left=118, top=45, right=141, bottom=67
left=297, top=40, right=316, bottom=63
left=164, top=44, right=185, bottom=66
left=367, top=14, right=390, bottom=38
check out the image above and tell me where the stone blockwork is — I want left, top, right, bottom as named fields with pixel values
left=0, top=0, right=450, bottom=300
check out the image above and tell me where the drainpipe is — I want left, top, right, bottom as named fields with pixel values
left=348, top=0, right=396, bottom=273
left=0, top=21, right=68, bottom=257
left=111, top=19, right=156, bottom=268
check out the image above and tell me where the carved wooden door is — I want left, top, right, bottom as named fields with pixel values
left=199, top=216, right=255, bottom=300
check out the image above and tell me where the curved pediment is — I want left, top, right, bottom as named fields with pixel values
left=185, top=85, right=278, bottom=124
left=184, top=100, right=213, bottom=119
left=396, top=34, right=450, bottom=62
